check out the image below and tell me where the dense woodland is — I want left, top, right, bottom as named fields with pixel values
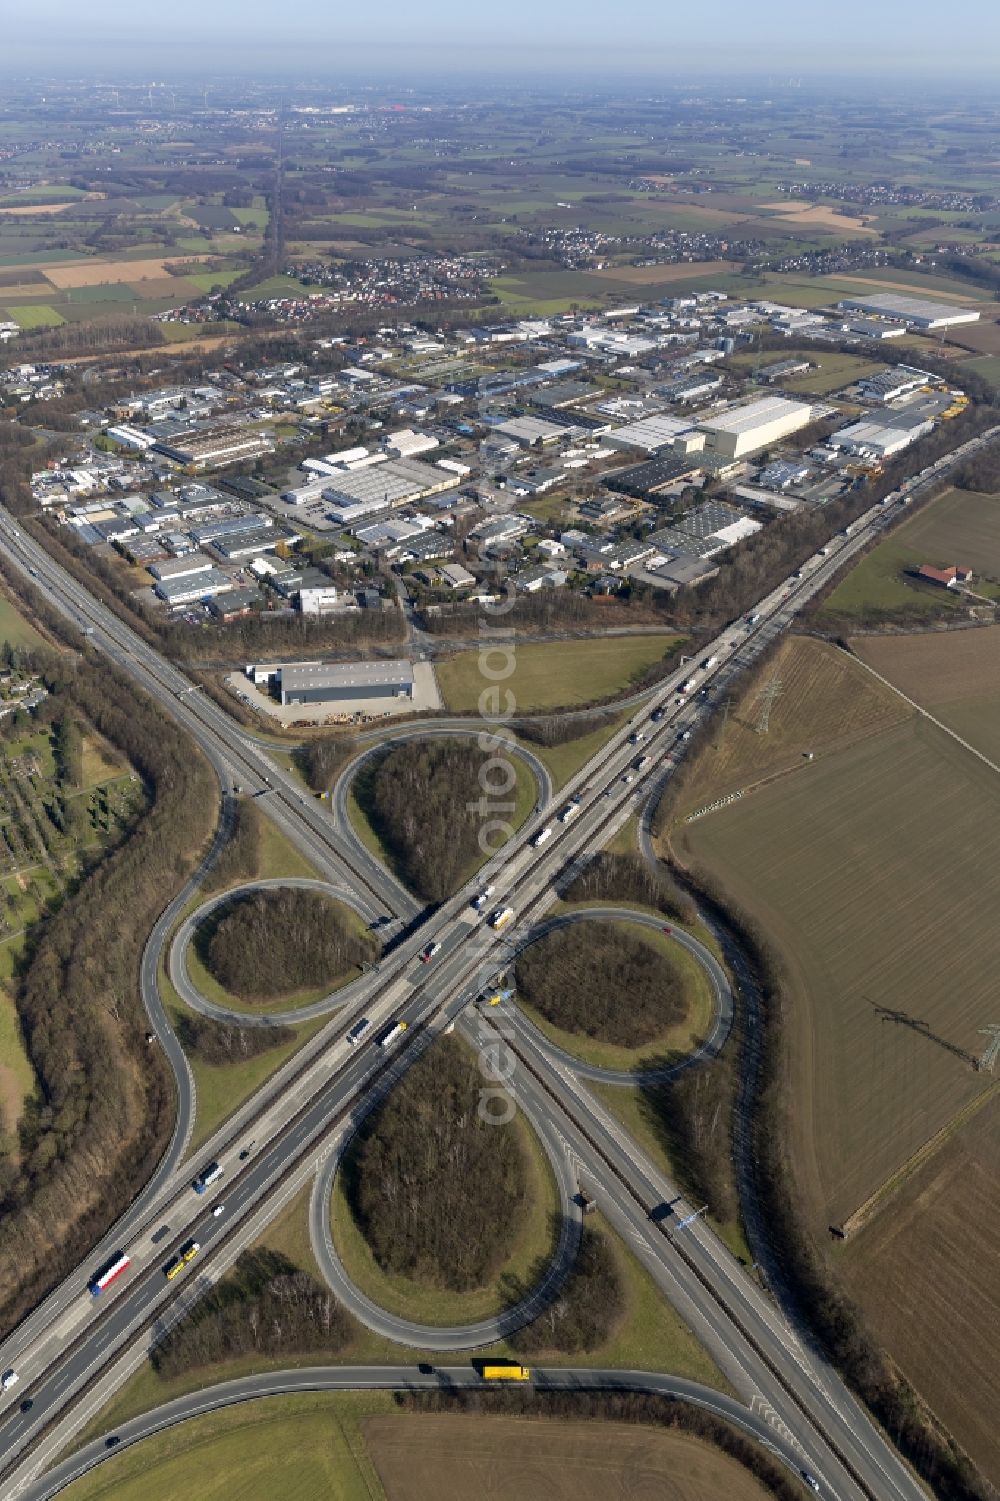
left=202, top=795, right=263, bottom=896
left=514, top=711, right=609, bottom=748
left=509, top=1228, right=624, bottom=1355
left=396, top=1387, right=803, bottom=1501
left=347, top=1034, right=530, bottom=1292
left=563, top=851, right=697, bottom=925
left=294, top=732, right=358, bottom=794
left=515, top=922, right=688, bottom=1050
left=641, top=1055, right=739, bottom=1225
left=152, top=1249, right=352, bottom=1378
left=202, top=887, right=375, bottom=1002
left=174, top=1013, right=295, bottom=1067
left=360, top=738, right=498, bottom=904
left=0, top=567, right=217, bottom=1333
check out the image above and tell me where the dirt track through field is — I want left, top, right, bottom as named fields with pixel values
left=364, top=1414, right=773, bottom=1501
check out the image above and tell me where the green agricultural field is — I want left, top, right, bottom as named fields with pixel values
left=680, top=715, right=998, bottom=1229
left=0, top=986, right=35, bottom=1149
left=186, top=267, right=244, bottom=292
left=820, top=487, right=1000, bottom=621
left=62, top=281, right=138, bottom=304
left=437, top=635, right=682, bottom=713
left=0, top=594, right=46, bottom=650
left=728, top=348, right=884, bottom=395
left=959, top=354, right=1000, bottom=388
left=5, top=302, right=64, bottom=327
left=62, top=1394, right=387, bottom=1501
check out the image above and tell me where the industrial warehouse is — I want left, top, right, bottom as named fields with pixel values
left=835, top=293, right=982, bottom=330
left=698, top=395, right=815, bottom=460
left=239, top=657, right=441, bottom=721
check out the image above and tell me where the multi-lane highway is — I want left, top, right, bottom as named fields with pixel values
left=0, top=424, right=996, bottom=1498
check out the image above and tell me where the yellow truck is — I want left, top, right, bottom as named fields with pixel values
left=482, top=1364, right=531, bottom=1381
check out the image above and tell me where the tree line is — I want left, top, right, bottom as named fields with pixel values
left=201, top=887, right=375, bottom=1003
left=515, top=922, right=688, bottom=1051
left=359, top=739, right=496, bottom=904
left=152, top=1249, right=352, bottom=1379
left=346, top=1034, right=530, bottom=1293
left=0, top=563, right=217, bottom=1335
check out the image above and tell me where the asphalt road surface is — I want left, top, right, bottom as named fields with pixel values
left=19, top=1364, right=821, bottom=1501
left=2, top=428, right=996, bottom=1498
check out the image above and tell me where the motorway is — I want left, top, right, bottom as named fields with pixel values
left=0, top=422, right=996, bottom=1497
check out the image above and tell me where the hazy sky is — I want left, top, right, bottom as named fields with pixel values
left=2, top=0, right=999, bottom=78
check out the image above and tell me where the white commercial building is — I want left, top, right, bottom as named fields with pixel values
left=601, top=413, right=695, bottom=454
left=320, top=457, right=455, bottom=512
left=836, top=293, right=981, bottom=330
left=698, top=395, right=814, bottom=460
left=106, top=424, right=155, bottom=451
left=829, top=418, right=932, bottom=459
left=383, top=428, right=439, bottom=459
left=299, top=586, right=342, bottom=615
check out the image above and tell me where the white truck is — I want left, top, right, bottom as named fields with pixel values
left=559, top=799, right=581, bottom=823
left=378, top=1021, right=408, bottom=1048
left=531, top=826, right=553, bottom=848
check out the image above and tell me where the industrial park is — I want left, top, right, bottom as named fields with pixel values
left=0, top=34, right=997, bottom=1501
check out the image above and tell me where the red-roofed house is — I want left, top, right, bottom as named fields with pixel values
left=917, top=564, right=973, bottom=589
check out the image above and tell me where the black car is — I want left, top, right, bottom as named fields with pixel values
left=105, top=1435, right=121, bottom=1449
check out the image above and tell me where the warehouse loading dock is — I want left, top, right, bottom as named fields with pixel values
left=235, top=659, right=442, bottom=722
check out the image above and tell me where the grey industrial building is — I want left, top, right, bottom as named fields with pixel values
left=320, top=457, right=456, bottom=512
left=154, top=568, right=234, bottom=606
left=277, top=660, right=415, bottom=706
left=151, top=425, right=275, bottom=470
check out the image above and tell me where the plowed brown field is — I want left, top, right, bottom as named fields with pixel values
left=681, top=716, right=996, bottom=1227
left=364, top=1415, right=774, bottom=1501
left=842, top=1093, right=1000, bottom=1481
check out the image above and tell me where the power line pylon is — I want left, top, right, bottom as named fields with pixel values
left=977, top=1024, right=1000, bottom=1073
left=752, top=674, right=782, bottom=736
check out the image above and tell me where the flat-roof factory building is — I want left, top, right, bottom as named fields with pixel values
left=320, top=457, right=457, bottom=512
left=836, top=294, right=981, bottom=330
left=698, top=395, right=814, bottom=460
left=277, top=660, right=415, bottom=706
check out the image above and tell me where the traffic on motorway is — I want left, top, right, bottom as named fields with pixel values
left=0, top=429, right=993, bottom=1499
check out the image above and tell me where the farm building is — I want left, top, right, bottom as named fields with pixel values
left=917, top=565, right=973, bottom=589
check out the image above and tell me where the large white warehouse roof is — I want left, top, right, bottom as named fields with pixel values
left=699, top=395, right=813, bottom=437
left=836, top=293, right=980, bottom=330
